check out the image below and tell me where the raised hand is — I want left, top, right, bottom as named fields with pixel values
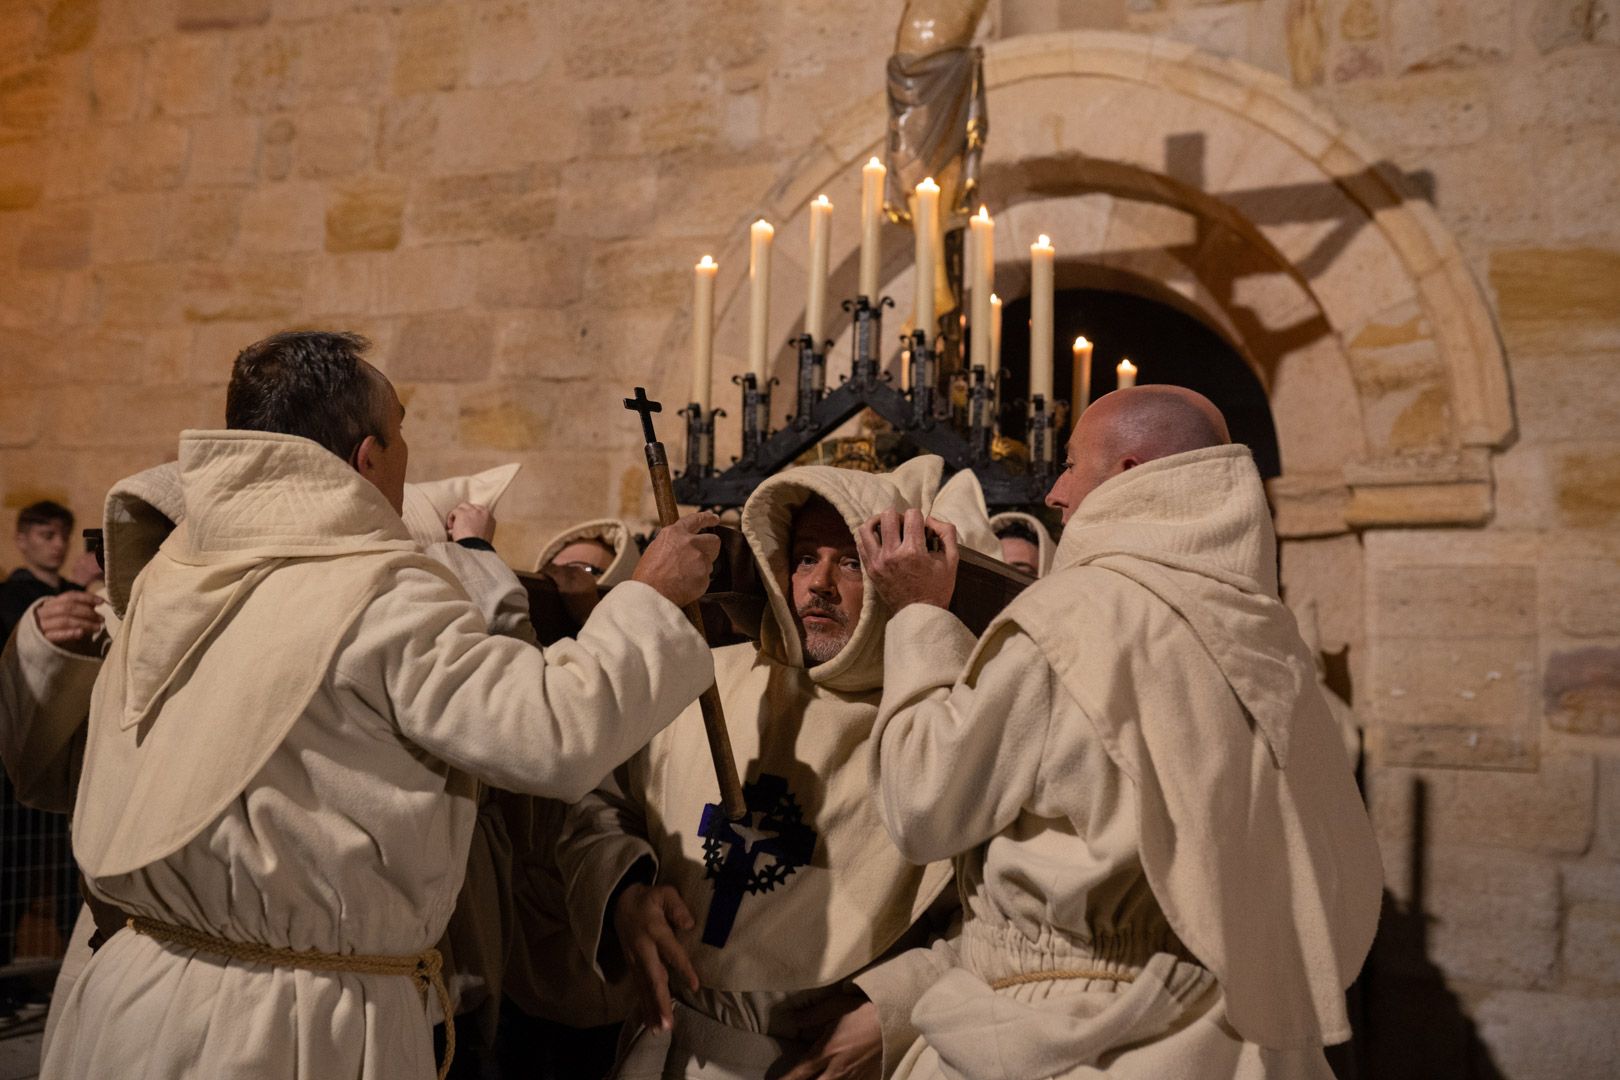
left=855, top=508, right=958, bottom=612
left=631, top=511, right=721, bottom=608
left=612, top=881, right=700, bottom=1032
left=33, top=591, right=103, bottom=652
left=445, top=502, right=496, bottom=543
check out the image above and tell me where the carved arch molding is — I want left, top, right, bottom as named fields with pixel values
left=682, top=31, right=1514, bottom=537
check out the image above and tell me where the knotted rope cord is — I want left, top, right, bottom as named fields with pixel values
left=127, top=916, right=455, bottom=1080
left=989, top=967, right=1138, bottom=990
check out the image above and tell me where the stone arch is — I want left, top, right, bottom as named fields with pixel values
left=670, top=30, right=1513, bottom=534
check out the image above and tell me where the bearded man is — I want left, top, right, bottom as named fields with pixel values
left=859, top=386, right=1382, bottom=1079
left=39, top=330, right=721, bottom=1080
left=555, top=458, right=961, bottom=1080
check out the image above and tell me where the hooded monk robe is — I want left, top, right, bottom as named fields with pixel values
left=555, top=458, right=959, bottom=1080
left=40, top=430, right=714, bottom=1080
left=0, top=456, right=548, bottom=1057
left=873, top=445, right=1382, bottom=1080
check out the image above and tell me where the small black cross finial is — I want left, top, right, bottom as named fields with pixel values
left=624, top=386, right=663, bottom=444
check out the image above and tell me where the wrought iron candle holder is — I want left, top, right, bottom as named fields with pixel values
left=673, top=293, right=1054, bottom=508
left=1026, top=393, right=1057, bottom=481
left=682, top=403, right=720, bottom=480
left=791, top=334, right=829, bottom=430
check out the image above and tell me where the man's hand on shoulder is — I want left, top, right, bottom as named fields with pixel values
left=33, top=591, right=103, bottom=654
left=631, top=512, right=721, bottom=609
left=612, top=881, right=700, bottom=1032
left=446, top=502, right=496, bottom=543
left=856, top=508, right=958, bottom=613
left=781, top=999, right=883, bottom=1080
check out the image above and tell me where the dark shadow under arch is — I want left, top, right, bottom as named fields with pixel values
left=995, top=286, right=1282, bottom=479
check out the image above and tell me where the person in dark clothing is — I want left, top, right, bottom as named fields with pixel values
left=0, top=500, right=100, bottom=998
left=0, top=501, right=100, bottom=648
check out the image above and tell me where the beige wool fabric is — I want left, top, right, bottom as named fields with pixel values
left=925, top=469, right=1001, bottom=558
left=43, top=430, right=714, bottom=1080
left=555, top=457, right=958, bottom=1079
left=873, top=445, right=1381, bottom=1080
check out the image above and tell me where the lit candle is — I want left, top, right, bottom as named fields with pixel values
left=859, top=157, right=885, bottom=300
left=1071, top=335, right=1093, bottom=415
left=805, top=194, right=832, bottom=345
left=692, top=255, right=718, bottom=412
left=913, top=177, right=940, bottom=342
left=989, top=293, right=1003, bottom=380
left=748, top=218, right=774, bottom=379
left=1117, top=357, right=1138, bottom=388
left=969, top=206, right=994, bottom=373
left=1029, top=234, right=1055, bottom=401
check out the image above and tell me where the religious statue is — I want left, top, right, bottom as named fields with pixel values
left=886, top=0, right=990, bottom=364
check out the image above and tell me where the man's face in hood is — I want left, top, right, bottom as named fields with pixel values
left=785, top=497, right=863, bottom=666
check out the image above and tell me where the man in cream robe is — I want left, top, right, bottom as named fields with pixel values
left=858, top=386, right=1382, bottom=1079
left=554, top=457, right=968, bottom=1080
left=0, top=456, right=546, bottom=1061
left=38, top=330, right=722, bottom=1080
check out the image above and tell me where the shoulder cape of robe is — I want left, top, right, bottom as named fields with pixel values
left=639, top=457, right=954, bottom=992
left=74, top=430, right=459, bottom=879
left=981, top=445, right=1381, bottom=1050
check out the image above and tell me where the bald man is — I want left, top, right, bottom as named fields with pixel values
left=856, top=387, right=1382, bottom=1078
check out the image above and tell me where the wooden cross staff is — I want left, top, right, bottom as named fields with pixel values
left=625, top=388, right=748, bottom=821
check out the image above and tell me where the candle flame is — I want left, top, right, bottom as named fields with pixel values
left=752, top=218, right=774, bottom=236
left=975, top=205, right=991, bottom=222
left=990, top=293, right=1001, bottom=305
left=866, top=156, right=883, bottom=169
left=698, top=255, right=716, bottom=268
left=814, top=194, right=831, bottom=207
left=1074, top=335, right=1090, bottom=349
left=1037, top=234, right=1052, bottom=247
left=918, top=176, right=939, bottom=192
left=1119, top=358, right=1137, bottom=372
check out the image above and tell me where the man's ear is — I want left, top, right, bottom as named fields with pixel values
left=1119, top=456, right=1142, bottom=473
left=352, top=434, right=382, bottom=479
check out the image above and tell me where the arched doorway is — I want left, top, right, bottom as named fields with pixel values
left=995, top=286, right=1281, bottom=480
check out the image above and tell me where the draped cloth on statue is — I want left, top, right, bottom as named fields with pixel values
left=45, top=429, right=713, bottom=1080
left=886, top=47, right=986, bottom=224
left=873, top=445, right=1381, bottom=1079
left=556, top=458, right=956, bottom=1077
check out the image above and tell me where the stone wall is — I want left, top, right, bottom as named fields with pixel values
left=1, top=2, right=1618, bottom=1077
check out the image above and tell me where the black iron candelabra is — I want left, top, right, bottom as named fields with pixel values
left=674, top=293, right=1057, bottom=508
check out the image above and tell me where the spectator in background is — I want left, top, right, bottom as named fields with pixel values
left=0, top=502, right=102, bottom=647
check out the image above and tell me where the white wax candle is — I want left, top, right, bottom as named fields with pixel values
left=913, top=177, right=940, bottom=342
left=692, top=255, right=718, bottom=412
left=969, top=205, right=994, bottom=373
left=1029, top=234, right=1055, bottom=401
left=1117, top=357, right=1137, bottom=388
left=1072, top=335, right=1093, bottom=415
left=805, top=194, right=832, bottom=345
left=748, top=218, right=774, bottom=380
left=859, top=157, right=885, bottom=300
left=989, top=293, right=1003, bottom=379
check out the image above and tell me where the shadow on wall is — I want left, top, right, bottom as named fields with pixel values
left=1333, top=777, right=1505, bottom=1080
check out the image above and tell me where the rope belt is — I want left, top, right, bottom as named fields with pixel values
left=989, top=967, right=1139, bottom=991
left=127, top=916, right=455, bottom=1080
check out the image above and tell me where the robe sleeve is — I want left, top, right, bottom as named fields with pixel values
left=873, top=604, right=1057, bottom=865
left=337, top=567, right=712, bottom=804
left=0, top=599, right=103, bottom=812
left=553, top=760, right=659, bottom=979
left=850, top=906, right=961, bottom=1078
left=424, top=539, right=539, bottom=646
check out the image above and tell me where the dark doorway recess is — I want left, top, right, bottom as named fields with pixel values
left=992, top=288, right=1281, bottom=480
